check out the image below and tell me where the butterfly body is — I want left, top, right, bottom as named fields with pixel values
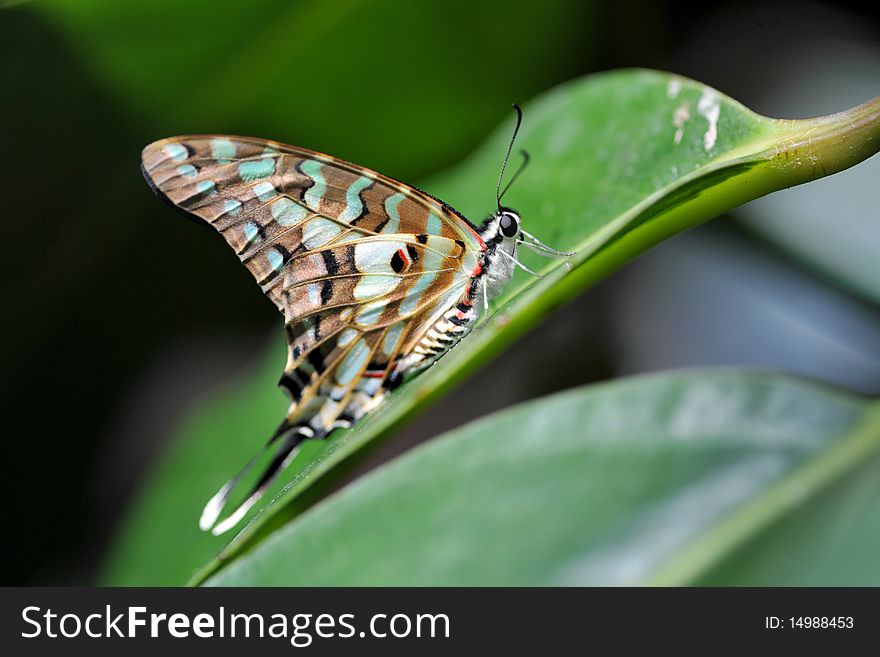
left=142, top=126, right=568, bottom=534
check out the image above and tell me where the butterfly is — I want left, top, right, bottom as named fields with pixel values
left=141, top=105, right=573, bottom=534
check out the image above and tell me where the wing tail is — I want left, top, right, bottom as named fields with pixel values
left=199, top=421, right=320, bottom=536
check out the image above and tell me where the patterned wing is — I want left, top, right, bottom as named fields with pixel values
left=141, top=135, right=484, bottom=533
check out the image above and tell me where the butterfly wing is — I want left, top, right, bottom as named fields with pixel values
left=141, top=135, right=484, bottom=532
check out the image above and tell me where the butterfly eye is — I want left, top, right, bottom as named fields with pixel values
left=499, top=212, right=519, bottom=238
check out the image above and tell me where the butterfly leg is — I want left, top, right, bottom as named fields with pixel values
left=518, top=229, right=577, bottom=257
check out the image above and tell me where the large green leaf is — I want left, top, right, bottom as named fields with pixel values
left=100, top=69, right=880, bottom=585
left=203, top=370, right=880, bottom=585
left=698, top=447, right=880, bottom=586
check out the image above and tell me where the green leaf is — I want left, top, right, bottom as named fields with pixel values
left=727, top=39, right=880, bottom=304
left=698, top=447, right=880, bottom=586
left=100, top=69, right=880, bottom=585
left=202, top=370, right=880, bottom=585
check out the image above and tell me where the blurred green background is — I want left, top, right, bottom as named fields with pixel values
left=2, top=0, right=879, bottom=584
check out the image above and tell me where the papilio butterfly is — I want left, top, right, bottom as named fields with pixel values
left=141, top=106, right=572, bottom=534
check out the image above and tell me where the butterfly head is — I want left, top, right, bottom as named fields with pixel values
left=480, top=206, right=522, bottom=253
left=482, top=205, right=520, bottom=238
left=475, top=206, right=523, bottom=298
left=479, top=204, right=575, bottom=288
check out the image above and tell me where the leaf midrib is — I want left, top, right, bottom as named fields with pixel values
left=645, top=403, right=880, bottom=586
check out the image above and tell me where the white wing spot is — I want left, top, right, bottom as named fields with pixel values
left=337, top=327, right=359, bottom=347
left=354, top=240, right=406, bottom=273
left=302, top=217, right=342, bottom=249
left=336, top=338, right=371, bottom=385
left=353, top=275, right=401, bottom=300
left=306, top=283, right=321, bottom=306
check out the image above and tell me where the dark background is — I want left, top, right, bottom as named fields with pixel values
left=2, top=0, right=879, bottom=585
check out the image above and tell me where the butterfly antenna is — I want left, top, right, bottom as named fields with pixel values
left=496, top=103, right=525, bottom=210
left=499, top=150, right=530, bottom=204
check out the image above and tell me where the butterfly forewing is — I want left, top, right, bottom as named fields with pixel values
left=142, top=135, right=484, bottom=265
